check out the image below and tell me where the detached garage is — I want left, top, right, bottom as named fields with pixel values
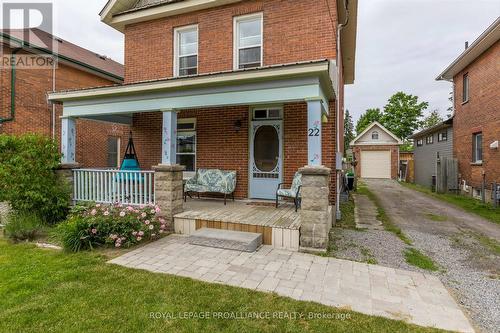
left=350, top=122, right=403, bottom=179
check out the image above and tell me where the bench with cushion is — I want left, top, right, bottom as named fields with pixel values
left=276, top=171, right=302, bottom=212
left=184, top=169, right=237, bottom=205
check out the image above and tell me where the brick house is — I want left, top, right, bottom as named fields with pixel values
left=0, top=29, right=128, bottom=168
left=350, top=122, right=402, bottom=180
left=436, top=18, right=499, bottom=202
left=48, top=0, right=359, bottom=251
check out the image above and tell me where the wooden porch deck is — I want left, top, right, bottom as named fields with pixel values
left=173, top=199, right=301, bottom=250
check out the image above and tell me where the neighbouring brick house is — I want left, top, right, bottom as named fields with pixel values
left=436, top=18, right=499, bottom=202
left=48, top=0, right=359, bottom=251
left=0, top=29, right=128, bottom=168
left=350, top=122, right=402, bottom=180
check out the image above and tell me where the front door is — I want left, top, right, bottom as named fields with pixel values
left=250, top=120, right=283, bottom=199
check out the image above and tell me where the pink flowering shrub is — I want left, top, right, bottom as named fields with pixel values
left=56, top=203, right=168, bottom=252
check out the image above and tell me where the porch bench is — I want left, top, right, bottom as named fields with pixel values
left=184, top=169, right=237, bottom=205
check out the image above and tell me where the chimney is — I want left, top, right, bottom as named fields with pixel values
left=465, top=41, right=469, bottom=49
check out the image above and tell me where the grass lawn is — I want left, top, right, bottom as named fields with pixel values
left=400, top=182, right=500, bottom=224
left=0, top=238, right=443, bottom=333
left=404, top=248, right=439, bottom=272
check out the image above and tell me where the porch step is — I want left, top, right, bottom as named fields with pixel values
left=188, top=228, right=262, bottom=252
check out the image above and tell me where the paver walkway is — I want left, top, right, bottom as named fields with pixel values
left=109, top=235, right=474, bottom=332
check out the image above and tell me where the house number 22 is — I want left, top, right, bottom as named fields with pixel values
left=308, top=128, right=320, bottom=137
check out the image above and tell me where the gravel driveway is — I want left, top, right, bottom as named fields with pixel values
left=332, top=179, right=500, bottom=333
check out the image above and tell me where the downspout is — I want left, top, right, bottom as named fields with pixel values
left=336, top=0, right=349, bottom=220
left=51, top=55, right=57, bottom=139
left=0, top=48, right=22, bottom=125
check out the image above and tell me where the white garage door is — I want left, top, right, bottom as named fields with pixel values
left=361, top=150, right=391, bottom=179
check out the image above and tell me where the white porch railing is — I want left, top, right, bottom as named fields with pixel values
left=73, top=169, right=155, bottom=205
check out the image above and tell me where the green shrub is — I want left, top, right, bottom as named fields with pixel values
left=56, top=203, right=166, bottom=252
left=0, top=134, right=70, bottom=224
left=3, top=212, right=44, bottom=242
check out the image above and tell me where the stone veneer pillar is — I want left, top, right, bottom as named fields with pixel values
left=55, top=163, right=80, bottom=203
left=153, top=164, right=185, bottom=228
left=299, top=165, right=332, bottom=253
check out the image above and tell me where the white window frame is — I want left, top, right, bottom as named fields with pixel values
left=107, top=137, right=121, bottom=168
left=173, top=24, right=199, bottom=77
left=462, top=73, right=469, bottom=103
left=426, top=135, right=433, bottom=144
left=251, top=106, right=283, bottom=120
left=177, top=118, right=197, bottom=177
left=472, top=132, right=482, bottom=163
left=233, top=12, right=263, bottom=70
left=438, top=131, right=447, bottom=142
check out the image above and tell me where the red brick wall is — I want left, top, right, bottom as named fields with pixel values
left=352, top=145, right=399, bottom=180
left=130, top=102, right=336, bottom=203
left=453, top=41, right=500, bottom=188
left=0, top=47, right=128, bottom=167
left=124, top=0, right=337, bottom=83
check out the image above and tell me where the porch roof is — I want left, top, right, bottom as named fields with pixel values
left=48, top=60, right=336, bottom=123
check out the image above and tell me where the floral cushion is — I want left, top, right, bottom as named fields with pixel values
left=277, top=172, right=302, bottom=198
left=185, top=169, right=237, bottom=194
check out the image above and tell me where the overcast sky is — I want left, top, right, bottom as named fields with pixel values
left=14, top=0, right=499, bottom=123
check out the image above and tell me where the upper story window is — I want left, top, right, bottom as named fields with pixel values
left=416, top=139, right=423, bottom=147
left=426, top=135, right=433, bottom=144
left=371, top=131, right=379, bottom=140
left=438, top=131, right=448, bottom=142
left=174, top=25, right=198, bottom=77
left=462, top=73, right=469, bottom=103
left=472, top=132, right=482, bottom=163
left=234, top=13, right=263, bottom=70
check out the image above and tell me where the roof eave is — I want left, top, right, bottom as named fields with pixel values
left=338, top=0, right=358, bottom=85
left=436, top=17, right=500, bottom=81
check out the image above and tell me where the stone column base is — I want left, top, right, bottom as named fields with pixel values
left=153, top=164, right=185, bottom=229
left=55, top=163, right=80, bottom=203
left=299, top=165, right=332, bottom=252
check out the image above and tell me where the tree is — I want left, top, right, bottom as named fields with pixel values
left=420, top=109, right=444, bottom=130
left=447, top=90, right=454, bottom=116
left=344, top=109, right=355, bottom=153
left=356, top=108, right=382, bottom=135
left=381, top=92, right=428, bottom=140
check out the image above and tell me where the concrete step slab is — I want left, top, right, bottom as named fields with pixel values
left=188, top=228, right=262, bottom=252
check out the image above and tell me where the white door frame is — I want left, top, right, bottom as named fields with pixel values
left=249, top=119, right=284, bottom=199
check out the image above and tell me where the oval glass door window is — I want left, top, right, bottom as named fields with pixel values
left=254, top=125, right=279, bottom=172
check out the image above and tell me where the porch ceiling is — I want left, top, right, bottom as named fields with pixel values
left=49, top=61, right=335, bottom=119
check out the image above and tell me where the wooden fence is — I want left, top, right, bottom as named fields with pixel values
left=73, top=169, right=155, bottom=206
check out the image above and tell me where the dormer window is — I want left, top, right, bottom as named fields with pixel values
left=234, top=13, right=263, bottom=70
left=372, top=131, right=379, bottom=140
left=174, top=25, right=198, bottom=77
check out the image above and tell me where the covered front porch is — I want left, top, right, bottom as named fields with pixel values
left=50, top=61, right=339, bottom=252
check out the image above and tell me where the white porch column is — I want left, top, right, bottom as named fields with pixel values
left=61, top=117, right=76, bottom=164
left=307, top=99, right=322, bottom=166
left=161, top=110, right=178, bottom=165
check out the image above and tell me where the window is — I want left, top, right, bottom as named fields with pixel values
left=107, top=137, right=120, bottom=168
left=252, top=107, right=282, bottom=120
left=416, top=139, right=423, bottom=147
left=371, top=131, right=379, bottom=140
left=438, top=131, right=448, bottom=142
left=177, top=119, right=196, bottom=172
left=462, top=73, right=469, bottom=103
left=174, top=25, right=198, bottom=77
left=426, top=135, right=433, bottom=144
left=234, top=13, right=263, bottom=70
left=472, top=132, right=482, bottom=163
